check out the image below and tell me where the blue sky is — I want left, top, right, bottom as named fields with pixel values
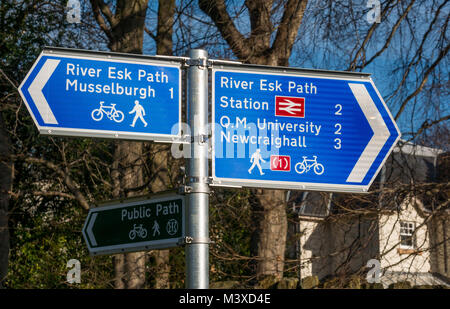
left=84, top=0, right=448, bottom=144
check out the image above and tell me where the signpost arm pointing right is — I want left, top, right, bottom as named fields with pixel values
left=346, top=83, right=390, bottom=183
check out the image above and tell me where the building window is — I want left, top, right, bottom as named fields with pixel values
left=400, top=221, right=416, bottom=249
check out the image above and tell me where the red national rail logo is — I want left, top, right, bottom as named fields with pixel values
left=275, top=96, right=305, bottom=118
left=270, top=155, right=291, bottom=172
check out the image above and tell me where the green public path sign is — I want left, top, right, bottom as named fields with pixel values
left=82, top=193, right=185, bottom=255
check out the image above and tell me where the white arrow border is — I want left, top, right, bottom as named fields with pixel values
left=346, top=83, right=390, bottom=183
left=27, top=59, right=60, bottom=124
left=86, top=212, right=98, bottom=247
left=18, top=52, right=55, bottom=128
left=354, top=79, right=401, bottom=186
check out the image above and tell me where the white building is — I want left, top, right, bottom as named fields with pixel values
left=288, top=141, right=449, bottom=287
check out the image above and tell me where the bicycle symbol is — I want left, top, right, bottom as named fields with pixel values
left=294, top=156, right=325, bottom=175
left=91, top=101, right=125, bottom=123
left=128, top=224, right=148, bottom=240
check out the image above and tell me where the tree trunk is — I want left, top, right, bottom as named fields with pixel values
left=199, top=0, right=308, bottom=280
left=0, top=115, right=11, bottom=288
left=153, top=249, right=171, bottom=288
left=148, top=0, right=176, bottom=289
left=149, top=144, right=172, bottom=289
left=112, top=140, right=147, bottom=289
left=89, top=0, right=149, bottom=289
left=250, top=189, right=287, bottom=280
left=244, top=54, right=289, bottom=281
left=114, top=141, right=146, bottom=289
left=90, top=0, right=179, bottom=288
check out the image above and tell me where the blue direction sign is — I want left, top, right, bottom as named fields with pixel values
left=18, top=47, right=182, bottom=142
left=211, top=65, right=401, bottom=193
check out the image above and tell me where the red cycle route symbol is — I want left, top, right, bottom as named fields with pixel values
left=270, top=155, right=291, bottom=172
left=275, top=96, right=305, bottom=118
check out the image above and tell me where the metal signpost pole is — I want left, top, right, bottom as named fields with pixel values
left=186, top=49, right=209, bottom=289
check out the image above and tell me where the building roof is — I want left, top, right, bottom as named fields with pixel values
left=288, top=141, right=447, bottom=217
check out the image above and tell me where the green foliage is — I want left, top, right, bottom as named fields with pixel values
left=1, top=1, right=116, bottom=289
left=345, top=275, right=362, bottom=289
left=388, top=281, right=412, bottom=289
left=300, top=275, right=319, bottom=289
left=167, top=247, right=185, bottom=288
left=255, top=275, right=279, bottom=289
left=209, top=188, right=254, bottom=284
left=210, top=280, right=244, bottom=289
left=361, top=282, right=384, bottom=289
left=6, top=202, right=113, bottom=289
left=275, top=277, right=299, bottom=289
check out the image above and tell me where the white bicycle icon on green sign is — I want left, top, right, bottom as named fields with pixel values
left=294, top=156, right=325, bottom=175
left=128, top=224, right=148, bottom=240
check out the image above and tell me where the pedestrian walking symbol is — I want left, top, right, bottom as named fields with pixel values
left=248, top=149, right=266, bottom=175
left=152, top=220, right=160, bottom=236
left=129, top=100, right=148, bottom=127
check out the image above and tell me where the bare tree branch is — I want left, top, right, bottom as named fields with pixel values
left=144, top=26, right=156, bottom=41
left=348, top=1, right=397, bottom=71
left=10, top=155, right=90, bottom=210
left=356, top=0, right=416, bottom=70
left=199, top=0, right=250, bottom=61
left=271, top=0, right=308, bottom=66
left=395, top=43, right=450, bottom=120
left=89, top=0, right=114, bottom=41
left=90, top=0, right=116, bottom=27
left=404, top=115, right=450, bottom=141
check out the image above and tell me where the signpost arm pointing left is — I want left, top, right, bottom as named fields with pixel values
left=87, top=212, right=98, bottom=246
left=28, top=59, right=60, bottom=124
